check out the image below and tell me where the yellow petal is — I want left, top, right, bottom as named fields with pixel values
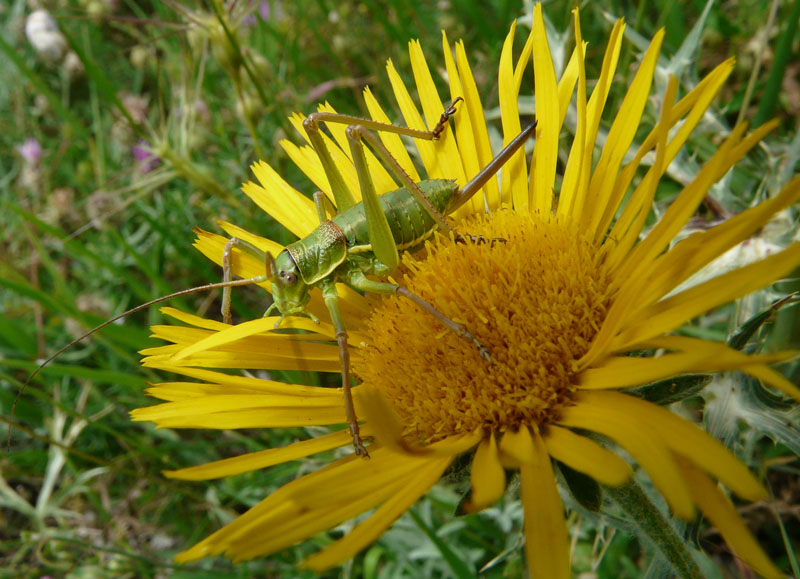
left=577, top=17, right=626, bottom=235
left=674, top=457, right=783, bottom=579
left=164, top=427, right=360, bottom=480
left=557, top=9, right=587, bottom=220
left=132, top=403, right=348, bottom=429
left=441, top=31, right=483, bottom=216
left=499, top=425, right=535, bottom=466
left=520, top=428, right=570, bottom=579
left=286, top=113, right=363, bottom=203
left=386, top=58, right=433, bottom=160
left=454, top=39, right=501, bottom=211
left=630, top=172, right=800, bottom=309
left=214, top=221, right=276, bottom=252
left=192, top=228, right=273, bottom=291
left=159, top=306, right=230, bottom=331
left=497, top=20, right=532, bottom=209
left=409, top=39, right=466, bottom=184
left=174, top=447, right=443, bottom=563
left=142, top=324, right=343, bottom=373
left=246, top=160, right=317, bottom=237
left=578, top=390, right=767, bottom=501
left=302, top=453, right=451, bottom=571
left=171, top=316, right=334, bottom=361
left=580, top=349, right=713, bottom=390
left=612, top=241, right=800, bottom=351
left=741, top=363, right=800, bottom=401
left=140, top=365, right=335, bottom=397
left=530, top=4, right=559, bottom=214
left=466, top=433, right=506, bottom=511
left=544, top=424, right=632, bottom=486
left=591, top=58, right=735, bottom=240
left=558, top=391, right=695, bottom=519
left=131, top=388, right=350, bottom=427
left=581, top=340, right=797, bottom=395
left=355, top=384, right=405, bottom=452
left=582, top=142, right=793, bottom=369
left=358, top=383, right=481, bottom=455
left=613, top=122, right=778, bottom=290
left=556, top=43, right=581, bottom=129
left=580, top=27, right=663, bottom=230
left=606, top=75, right=677, bottom=268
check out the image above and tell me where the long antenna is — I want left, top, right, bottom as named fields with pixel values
left=8, top=275, right=268, bottom=449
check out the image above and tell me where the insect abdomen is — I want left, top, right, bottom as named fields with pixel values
left=335, top=178, right=457, bottom=253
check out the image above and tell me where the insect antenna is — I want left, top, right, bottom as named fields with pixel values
left=451, top=120, right=537, bottom=211
left=8, top=275, right=268, bottom=449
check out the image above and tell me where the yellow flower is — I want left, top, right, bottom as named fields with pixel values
left=133, top=6, right=799, bottom=577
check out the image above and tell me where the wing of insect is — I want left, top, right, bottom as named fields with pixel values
left=211, top=105, right=536, bottom=457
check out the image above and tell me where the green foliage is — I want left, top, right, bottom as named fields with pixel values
left=1, top=0, right=798, bottom=576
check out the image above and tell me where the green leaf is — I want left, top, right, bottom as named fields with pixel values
left=408, top=507, right=477, bottom=579
left=559, top=462, right=602, bottom=512
left=753, top=0, right=800, bottom=127
left=631, top=374, right=712, bottom=405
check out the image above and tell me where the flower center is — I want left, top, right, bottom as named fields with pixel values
left=354, top=210, right=613, bottom=444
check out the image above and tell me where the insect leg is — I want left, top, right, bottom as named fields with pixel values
left=303, top=100, right=461, bottom=213
left=431, top=96, right=463, bottom=138
left=305, top=98, right=460, bottom=143
left=346, top=125, right=400, bottom=271
left=345, top=124, right=456, bottom=238
left=347, top=271, right=492, bottom=364
left=303, top=116, right=358, bottom=212
left=221, top=237, right=269, bottom=324
left=320, top=279, right=369, bottom=457
left=455, top=234, right=508, bottom=247
left=313, top=191, right=338, bottom=223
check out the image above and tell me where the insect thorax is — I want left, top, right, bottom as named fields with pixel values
left=286, top=221, right=348, bottom=285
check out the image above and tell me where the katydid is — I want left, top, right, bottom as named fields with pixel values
left=217, top=103, right=536, bottom=456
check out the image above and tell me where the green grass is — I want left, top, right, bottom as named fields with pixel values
left=2, top=0, right=799, bottom=577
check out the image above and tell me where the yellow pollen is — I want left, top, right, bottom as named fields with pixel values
left=354, top=210, right=613, bottom=444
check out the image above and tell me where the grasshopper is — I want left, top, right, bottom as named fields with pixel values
left=12, top=100, right=535, bottom=458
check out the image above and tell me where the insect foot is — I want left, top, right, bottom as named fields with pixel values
left=432, top=96, right=463, bottom=139
left=453, top=232, right=508, bottom=247
left=350, top=427, right=370, bottom=458
left=456, top=326, right=494, bottom=366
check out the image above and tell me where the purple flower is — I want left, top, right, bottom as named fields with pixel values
left=17, top=138, right=42, bottom=165
left=242, top=1, right=271, bottom=26
left=132, top=140, right=159, bottom=173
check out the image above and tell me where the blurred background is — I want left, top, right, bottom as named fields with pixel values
left=2, top=0, right=799, bottom=576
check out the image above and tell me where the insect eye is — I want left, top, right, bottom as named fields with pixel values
left=281, top=271, right=298, bottom=286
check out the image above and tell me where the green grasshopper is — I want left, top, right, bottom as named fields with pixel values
left=12, top=100, right=535, bottom=458
left=216, top=103, right=535, bottom=456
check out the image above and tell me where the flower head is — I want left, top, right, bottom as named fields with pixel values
left=134, top=6, right=798, bottom=577
left=132, top=140, right=160, bottom=173
left=17, top=137, right=42, bottom=165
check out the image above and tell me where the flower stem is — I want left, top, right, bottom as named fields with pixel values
left=605, top=479, right=703, bottom=579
